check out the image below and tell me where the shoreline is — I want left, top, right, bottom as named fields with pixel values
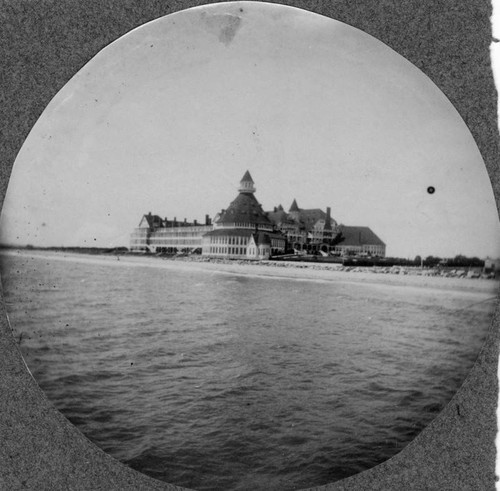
left=1, top=248, right=499, bottom=295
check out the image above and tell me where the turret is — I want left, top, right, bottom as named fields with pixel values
left=288, top=199, right=300, bottom=220
left=238, top=170, right=256, bottom=194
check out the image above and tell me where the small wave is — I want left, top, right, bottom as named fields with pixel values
left=278, top=434, right=310, bottom=446
left=3, top=251, right=495, bottom=491
left=398, top=389, right=426, bottom=406
left=421, top=402, right=443, bottom=414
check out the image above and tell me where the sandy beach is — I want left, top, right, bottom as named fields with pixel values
left=2, top=248, right=498, bottom=296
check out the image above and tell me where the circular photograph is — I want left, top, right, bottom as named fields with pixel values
left=1, top=3, right=499, bottom=490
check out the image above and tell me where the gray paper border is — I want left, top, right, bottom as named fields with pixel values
left=0, top=1, right=498, bottom=490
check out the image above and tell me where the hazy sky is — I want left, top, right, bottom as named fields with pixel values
left=1, top=2, right=499, bottom=258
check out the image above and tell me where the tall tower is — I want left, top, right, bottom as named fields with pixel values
left=288, top=199, right=300, bottom=221
left=324, top=207, right=332, bottom=231
left=238, top=170, right=256, bottom=194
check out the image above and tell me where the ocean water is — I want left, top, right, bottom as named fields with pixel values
left=1, top=251, right=497, bottom=491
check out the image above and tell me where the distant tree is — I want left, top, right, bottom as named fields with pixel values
left=452, top=254, right=467, bottom=267
left=424, top=255, right=441, bottom=267
left=113, top=246, right=129, bottom=253
left=470, top=257, right=484, bottom=267
left=414, top=255, right=422, bottom=266
left=449, top=255, right=485, bottom=268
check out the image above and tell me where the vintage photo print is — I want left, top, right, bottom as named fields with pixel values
left=1, top=2, right=499, bottom=490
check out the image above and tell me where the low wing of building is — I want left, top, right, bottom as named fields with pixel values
left=130, top=212, right=213, bottom=253
left=332, top=225, right=386, bottom=257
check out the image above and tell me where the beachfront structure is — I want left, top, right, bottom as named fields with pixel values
left=130, top=214, right=213, bottom=253
left=331, top=225, right=386, bottom=257
left=483, top=257, right=500, bottom=278
left=129, top=172, right=286, bottom=258
left=202, top=171, right=286, bottom=259
left=266, top=200, right=342, bottom=254
left=129, top=171, right=386, bottom=259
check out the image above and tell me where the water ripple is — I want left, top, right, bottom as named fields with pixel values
left=0, top=253, right=496, bottom=491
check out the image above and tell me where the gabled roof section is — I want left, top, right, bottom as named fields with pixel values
left=299, top=208, right=326, bottom=230
left=267, top=206, right=337, bottom=230
left=140, top=213, right=163, bottom=229
left=337, top=226, right=385, bottom=246
left=266, top=208, right=294, bottom=225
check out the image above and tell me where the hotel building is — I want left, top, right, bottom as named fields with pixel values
left=130, top=171, right=386, bottom=259
left=202, top=171, right=286, bottom=259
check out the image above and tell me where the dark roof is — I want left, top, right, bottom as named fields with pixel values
left=164, top=219, right=198, bottom=227
left=142, top=214, right=163, bottom=228
left=337, top=226, right=385, bottom=246
left=289, top=199, right=300, bottom=212
left=267, top=206, right=338, bottom=230
left=141, top=214, right=207, bottom=229
left=240, top=170, right=253, bottom=183
left=324, top=209, right=332, bottom=231
left=298, top=209, right=327, bottom=229
left=219, top=192, right=272, bottom=226
left=266, top=208, right=294, bottom=225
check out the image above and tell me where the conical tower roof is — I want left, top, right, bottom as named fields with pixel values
left=241, top=170, right=253, bottom=183
left=289, top=199, right=300, bottom=212
left=238, top=170, right=256, bottom=193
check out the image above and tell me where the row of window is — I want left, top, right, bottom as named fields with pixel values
left=138, top=224, right=212, bottom=231
left=206, top=245, right=270, bottom=256
left=148, top=238, right=202, bottom=245
left=209, top=235, right=250, bottom=246
left=270, top=238, right=285, bottom=247
left=130, top=238, right=202, bottom=246
left=214, top=223, right=274, bottom=231
left=248, top=246, right=268, bottom=256
left=333, top=245, right=385, bottom=253
left=132, top=229, right=329, bottom=244
left=152, top=228, right=211, bottom=237
left=207, top=246, right=247, bottom=255
left=131, top=237, right=315, bottom=249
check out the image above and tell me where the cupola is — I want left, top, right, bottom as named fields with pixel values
left=238, top=170, right=256, bottom=194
